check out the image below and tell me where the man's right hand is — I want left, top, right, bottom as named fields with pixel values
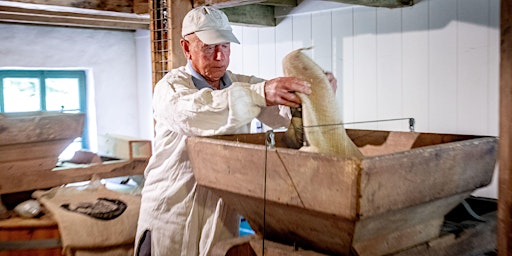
left=264, top=77, right=312, bottom=107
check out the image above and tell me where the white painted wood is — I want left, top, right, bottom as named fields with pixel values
left=456, top=0, right=490, bottom=136
left=258, top=27, right=277, bottom=80
left=229, top=25, right=244, bottom=74
left=242, top=27, right=260, bottom=76
left=353, top=7, right=378, bottom=130
left=312, top=11, right=332, bottom=72
left=487, top=0, right=500, bottom=137
left=376, top=7, right=403, bottom=131
left=428, top=0, right=458, bottom=134
left=275, top=16, right=294, bottom=76
left=402, top=3, right=429, bottom=132
left=292, top=14, right=312, bottom=58
left=332, top=8, right=355, bottom=124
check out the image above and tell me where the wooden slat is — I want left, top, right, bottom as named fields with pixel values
left=499, top=0, right=512, bottom=254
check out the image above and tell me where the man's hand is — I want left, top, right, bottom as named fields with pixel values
left=264, top=77, right=312, bottom=107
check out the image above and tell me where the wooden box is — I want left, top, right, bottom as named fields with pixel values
left=97, top=134, right=152, bottom=160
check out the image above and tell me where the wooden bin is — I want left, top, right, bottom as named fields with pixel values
left=0, top=216, right=62, bottom=256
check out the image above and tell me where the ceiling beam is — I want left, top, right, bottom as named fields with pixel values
left=0, top=0, right=149, bottom=30
left=222, top=4, right=275, bottom=27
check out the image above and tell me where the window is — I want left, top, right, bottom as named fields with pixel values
left=0, top=70, right=88, bottom=158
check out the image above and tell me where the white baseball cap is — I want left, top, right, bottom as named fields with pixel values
left=182, top=6, right=240, bottom=45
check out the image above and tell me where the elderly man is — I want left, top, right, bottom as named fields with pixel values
left=135, top=6, right=335, bottom=256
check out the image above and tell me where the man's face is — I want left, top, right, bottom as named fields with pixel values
left=181, top=34, right=231, bottom=84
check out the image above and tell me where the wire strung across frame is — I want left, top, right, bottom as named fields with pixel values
left=302, top=117, right=416, bottom=132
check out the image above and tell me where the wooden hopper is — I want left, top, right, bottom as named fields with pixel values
left=186, top=130, right=497, bottom=256
left=0, top=111, right=85, bottom=194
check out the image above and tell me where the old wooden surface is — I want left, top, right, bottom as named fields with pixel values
left=0, top=159, right=147, bottom=194
left=187, top=130, right=497, bottom=255
left=499, top=0, right=512, bottom=254
left=0, top=215, right=61, bottom=255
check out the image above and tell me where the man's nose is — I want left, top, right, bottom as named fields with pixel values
left=214, top=47, right=225, bottom=60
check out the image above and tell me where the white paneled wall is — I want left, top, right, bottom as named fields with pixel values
left=229, top=0, right=500, bottom=197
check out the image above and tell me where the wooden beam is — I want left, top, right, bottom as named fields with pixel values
left=193, top=0, right=265, bottom=8
left=222, top=4, right=275, bottom=27
left=0, top=0, right=149, bottom=30
left=499, top=0, right=512, bottom=255
left=260, top=0, right=296, bottom=7
left=323, top=0, right=417, bottom=8
left=1, top=0, right=134, bottom=13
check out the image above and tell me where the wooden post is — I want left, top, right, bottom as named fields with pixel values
left=149, top=0, right=190, bottom=88
left=499, top=0, right=512, bottom=255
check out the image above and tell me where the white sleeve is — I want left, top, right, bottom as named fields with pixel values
left=153, top=71, right=268, bottom=136
left=229, top=71, right=292, bottom=129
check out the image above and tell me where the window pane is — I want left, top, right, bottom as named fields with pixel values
left=3, top=78, right=41, bottom=112
left=45, top=78, right=80, bottom=111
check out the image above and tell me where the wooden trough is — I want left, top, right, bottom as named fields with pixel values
left=186, top=129, right=498, bottom=256
left=0, top=111, right=149, bottom=196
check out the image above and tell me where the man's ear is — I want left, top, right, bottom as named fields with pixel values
left=180, top=38, right=191, bottom=59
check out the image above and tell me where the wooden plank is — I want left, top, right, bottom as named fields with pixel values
left=311, top=11, right=332, bottom=72
left=291, top=14, right=312, bottom=57
left=428, top=0, right=457, bottom=133
left=332, top=7, right=355, bottom=125
left=258, top=26, right=277, bottom=80
left=456, top=0, right=490, bottom=135
left=376, top=7, right=402, bottom=131
left=353, top=7, right=377, bottom=130
left=1, top=0, right=133, bottom=13
left=274, top=16, right=293, bottom=77
left=0, top=160, right=147, bottom=194
left=359, top=136, right=497, bottom=216
left=0, top=0, right=149, bottom=30
left=499, top=0, right=512, bottom=254
left=0, top=139, right=72, bottom=162
left=242, top=27, right=260, bottom=75
left=402, top=2, right=429, bottom=132
left=228, top=25, right=244, bottom=74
